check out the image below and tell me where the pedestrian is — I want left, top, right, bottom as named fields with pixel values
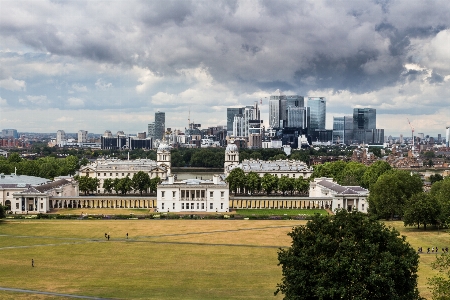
left=436, top=247, right=438, bottom=253
left=32, top=259, right=34, bottom=267
left=107, top=235, right=110, bottom=241
left=432, top=247, right=435, bottom=252
left=427, top=248, right=430, bottom=254
left=105, top=233, right=107, bottom=238
left=126, top=233, right=128, bottom=239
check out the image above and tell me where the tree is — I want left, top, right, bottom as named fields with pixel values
left=113, top=178, right=121, bottom=194
left=337, top=161, right=366, bottom=186
left=311, top=160, right=347, bottom=181
left=0, top=204, right=6, bottom=219
left=149, top=177, right=161, bottom=193
left=74, top=175, right=99, bottom=195
left=245, top=172, right=261, bottom=195
left=275, top=210, right=422, bottom=300
left=430, top=177, right=450, bottom=227
left=294, top=177, right=309, bottom=195
left=428, top=252, right=450, bottom=300
left=225, top=168, right=245, bottom=195
left=430, top=174, right=444, bottom=185
left=117, top=176, right=133, bottom=195
left=261, top=173, right=278, bottom=195
left=403, top=192, right=440, bottom=230
left=103, top=178, right=114, bottom=194
left=368, top=170, right=423, bottom=219
left=278, top=176, right=293, bottom=196
left=132, top=171, right=151, bottom=195
left=361, top=160, right=392, bottom=189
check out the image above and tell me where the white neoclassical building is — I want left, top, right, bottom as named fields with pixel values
left=78, top=141, right=172, bottom=194
left=224, top=140, right=313, bottom=179
left=157, top=175, right=229, bottom=213
left=309, top=177, right=369, bottom=213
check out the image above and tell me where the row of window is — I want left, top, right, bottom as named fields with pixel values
left=161, top=191, right=225, bottom=199
left=160, top=202, right=224, bottom=210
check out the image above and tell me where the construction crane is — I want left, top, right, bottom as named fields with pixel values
left=407, top=118, right=415, bottom=151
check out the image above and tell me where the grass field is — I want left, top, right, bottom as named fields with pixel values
left=0, top=218, right=448, bottom=299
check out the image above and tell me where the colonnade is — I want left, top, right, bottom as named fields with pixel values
left=229, top=198, right=332, bottom=210
left=50, top=197, right=156, bottom=209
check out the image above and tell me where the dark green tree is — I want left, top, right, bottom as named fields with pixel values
left=132, top=171, right=151, bottom=195
left=428, top=252, right=450, bottom=300
left=0, top=204, right=6, bottom=219
left=369, top=170, right=423, bottom=219
left=430, top=177, right=450, bottom=227
left=403, top=192, right=440, bottom=230
left=149, top=176, right=161, bottom=193
left=275, top=210, right=422, bottom=300
left=278, top=175, right=294, bottom=196
left=113, top=178, right=121, bottom=194
left=294, top=177, right=309, bottom=195
left=337, top=161, right=366, bottom=186
left=430, top=174, right=444, bottom=185
left=261, top=173, right=278, bottom=195
left=361, top=160, right=392, bottom=189
left=117, top=176, right=133, bottom=195
left=225, top=168, right=246, bottom=195
left=245, top=171, right=261, bottom=195
left=311, top=160, right=347, bottom=181
left=102, top=178, right=114, bottom=194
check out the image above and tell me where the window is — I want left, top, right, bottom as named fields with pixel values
left=6, top=192, right=9, bottom=196
left=16, top=203, right=19, bottom=209
left=221, top=191, right=224, bottom=198
left=97, top=173, right=100, bottom=176
left=197, top=203, right=199, bottom=209
left=122, top=173, right=124, bottom=176
left=40, top=203, right=43, bottom=209
left=162, top=203, right=164, bottom=209
left=116, top=173, right=118, bottom=176
left=293, top=174, right=295, bottom=178
left=210, top=203, right=213, bottom=209
left=161, top=191, right=165, bottom=199
left=361, top=204, right=365, bottom=210
left=338, top=204, right=341, bottom=209
left=221, top=203, right=223, bottom=209
left=182, top=203, right=185, bottom=209
left=172, top=191, right=176, bottom=198
left=191, top=203, right=194, bottom=209
left=201, top=203, right=204, bottom=209
left=110, top=173, right=112, bottom=176
left=210, top=191, right=213, bottom=198
left=104, top=173, right=106, bottom=176
left=173, top=203, right=175, bottom=210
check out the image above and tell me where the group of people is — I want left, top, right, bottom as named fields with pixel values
left=104, top=233, right=128, bottom=240
left=417, top=247, right=449, bottom=253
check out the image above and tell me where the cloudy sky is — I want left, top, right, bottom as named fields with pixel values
left=0, top=0, right=449, bottom=137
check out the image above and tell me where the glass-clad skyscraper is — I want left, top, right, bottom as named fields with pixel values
left=353, top=108, right=376, bottom=130
left=307, top=97, right=326, bottom=132
left=154, top=111, right=165, bottom=140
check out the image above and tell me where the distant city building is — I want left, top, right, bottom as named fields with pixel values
left=446, top=126, right=450, bottom=147
left=1, top=129, right=18, bottom=139
left=332, top=116, right=353, bottom=144
left=351, top=108, right=384, bottom=144
left=78, top=130, right=88, bottom=143
left=227, top=107, right=243, bottom=135
left=137, top=132, right=146, bottom=139
left=56, top=130, right=66, bottom=146
left=154, top=111, right=165, bottom=140
left=269, top=90, right=306, bottom=129
left=148, top=122, right=155, bottom=139
left=269, top=89, right=285, bottom=128
left=307, top=97, right=326, bottom=132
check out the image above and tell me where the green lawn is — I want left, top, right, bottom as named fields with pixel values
left=0, top=219, right=447, bottom=299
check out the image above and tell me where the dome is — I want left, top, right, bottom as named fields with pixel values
left=226, top=142, right=238, bottom=153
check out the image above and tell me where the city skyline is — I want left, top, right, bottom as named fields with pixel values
left=0, top=1, right=449, bottom=137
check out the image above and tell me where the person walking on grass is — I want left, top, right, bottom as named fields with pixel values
left=32, top=259, right=34, bottom=267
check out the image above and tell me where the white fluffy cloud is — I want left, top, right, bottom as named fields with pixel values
left=0, top=77, right=26, bottom=91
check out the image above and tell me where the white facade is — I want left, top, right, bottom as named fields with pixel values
left=446, top=126, right=450, bottom=147
left=78, top=130, right=88, bottom=143
left=309, top=177, right=369, bottom=213
left=157, top=175, right=229, bottom=213
left=56, top=130, right=66, bottom=146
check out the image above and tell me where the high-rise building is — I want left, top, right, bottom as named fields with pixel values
left=269, top=89, right=285, bottom=128
left=227, top=107, right=243, bottom=135
left=56, top=130, right=66, bottom=146
left=332, top=116, right=353, bottom=144
left=353, top=108, right=376, bottom=130
left=287, top=106, right=309, bottom=129
left=351, top=108, right=384, bottom=144
left=148, top=122, right=155, bottom=138
left=78, top=130, right=88, bottom=143
left=154, top=111, right=165, bottom=140
left=446, top=126, right=450, bottom=147
left=307, top=97, right=326, bottom=132
left=269, top=90, right=305, bottom=129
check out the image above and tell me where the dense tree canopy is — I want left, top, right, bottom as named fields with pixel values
left=429, top=177, right=450, bottom=227
left=276, top=210, right=422, bottom=300
left=131, top=171, right=151, bottom=195
left=428, top=252, right=450, bottom=300
left=403, top=192, right=440, bottom=230
left=369, top=170, right=423, bottom=219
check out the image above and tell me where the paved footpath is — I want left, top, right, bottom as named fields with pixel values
left=0, top=286, right=115, bottom=299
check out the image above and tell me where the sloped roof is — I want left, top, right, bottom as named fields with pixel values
left=35, top=179, right=70, bottom=193
left=316, top=180, right=368, bottom=195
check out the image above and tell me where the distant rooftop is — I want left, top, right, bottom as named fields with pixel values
left=0, top=173, right=50, bottom=187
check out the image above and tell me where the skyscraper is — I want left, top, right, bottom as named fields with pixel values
left=332, top=116, right=353, bottom=144
left=78, top=130, right=88, bottom=143
left=227, top=107, right=243, bottom=135
left=269, top=89, right=285, bottom=128
left=446, top=126, right=450, bottom=147
left=148, top=122, right=155, bottom=138
left=307, top=97, right=326, bottom=131
left=269, top=90, right=305, bottom=129
left=154, top=111, right=165, bottom=140
left=353, top=108, right=376, bottom=130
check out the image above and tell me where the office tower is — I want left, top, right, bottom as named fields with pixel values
left=353, top=108, right=376, bottom=130
left=154, top=111, right=165, bottom=140
left=286, top=95, right=304, bottom=108
left=269, top=89, right=285, bottom=128
left=227, top=107, right=243, bottom=135
left=400, top=134, right=404, bottom=144
left=437, top=134, right=442, bottom=143
left=287, top=106, right=309, bottom=129
left=232, top=101, right=261, bottom=137
left=78, top=130, right=88, bottom=143
left=332, top=116, right=353, bottom=144
left=307, top=97, right=326, bottom=131
left=148, top=122, right=155, bottom=138
left=446, top=126, right=450, bottom=147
